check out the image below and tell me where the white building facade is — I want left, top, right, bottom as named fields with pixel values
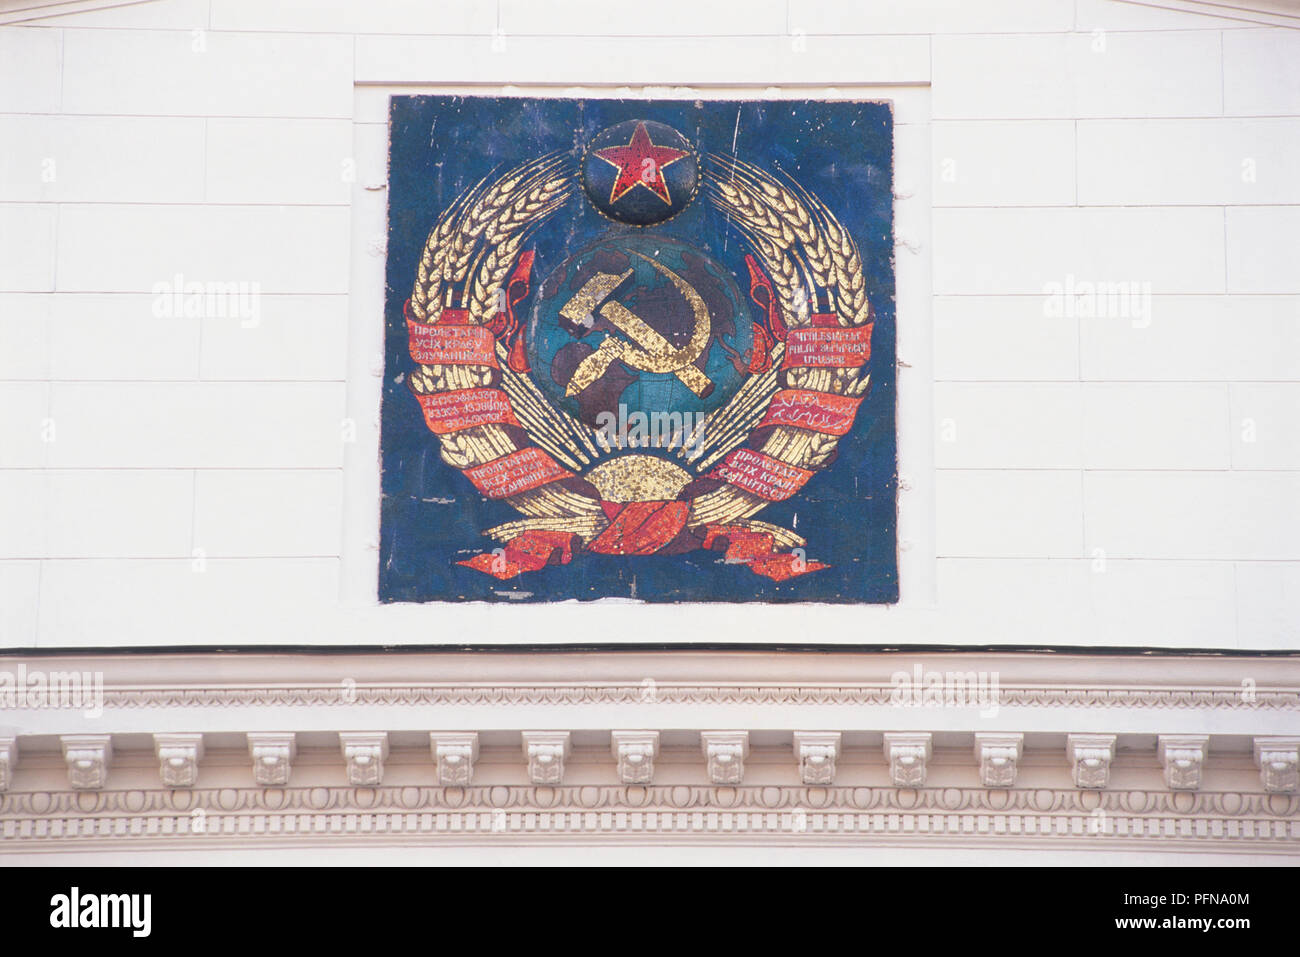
left=0, top=0, right=1298, bottom=864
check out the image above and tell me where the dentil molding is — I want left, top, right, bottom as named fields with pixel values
left=2, top=783, right=1296, bottom=853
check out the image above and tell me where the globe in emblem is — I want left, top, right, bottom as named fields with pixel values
left=581, top=120, right=699, bottom=226
left=526, top=236, right=753, bottom=434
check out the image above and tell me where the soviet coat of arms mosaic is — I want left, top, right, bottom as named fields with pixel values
left=380, top=97, right=897, bottom=604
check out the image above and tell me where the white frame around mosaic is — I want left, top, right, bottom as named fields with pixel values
left=338, top=81, right=937, bottom=636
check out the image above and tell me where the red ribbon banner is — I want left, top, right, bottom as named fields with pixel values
left=457, top=530, right=579, bottom=580
left=700, top=524, right=828, bottom=581
left=708, top=448, right=816, bottom=502
left=462, top=447, right=574, bottom=499
left=586, top=501, right=690, bottom=556
left=781, top=313, right=873, bottom=370
left=459, top=512, right=827, bottom=581
left=758, top=388, right=863, bottom=436
left=407, top=312, right=500, bottom=368
left=414, top=388, right=520, bottom=435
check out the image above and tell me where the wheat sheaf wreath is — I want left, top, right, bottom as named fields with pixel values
left=403, top=148, right=874, bottom=582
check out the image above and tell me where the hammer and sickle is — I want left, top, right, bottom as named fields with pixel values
left=560, top=252, right=713, bottom=398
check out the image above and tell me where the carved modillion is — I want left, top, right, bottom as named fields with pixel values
left=611, top=731, right=659, bottom=784
left=701, top=732, right=749, bottom=785
left=0, top=736, right=15, bottom=791
left=430, top=732, right=479, bottom=787
left=1159, top=735, right=1209, bottom=791
left=883, top=732, right=932, bottom=788
left=522, top=731, right=571, bottom=785
left=1067, top=734, right=1117, bottom=789
left=247, top=733, right=296, bottom=786
left=974, top=733, right=1023, bottom=789
left=340, top=733, right=389, bottom=787
left=61, top=734, right=112, bottom=790
left=1253, top=737, right=1300, bottom=793
left=793, top=732, right=841, bottom=785
left=154, top=733, right=204, bottom=788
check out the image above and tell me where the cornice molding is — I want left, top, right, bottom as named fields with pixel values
left=57, top=685, right=1300, bottom=711
left=4, top=650, right=1294, bottom=683
left=6, top=653, right=1298, bottom=723
left=5, top=651, right=1298, bottom=854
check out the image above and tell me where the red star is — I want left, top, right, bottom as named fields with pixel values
left=594, top=122, right=690, bottom=206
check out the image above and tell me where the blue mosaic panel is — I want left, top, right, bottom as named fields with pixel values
left=380, top=96, right=897, bottom=604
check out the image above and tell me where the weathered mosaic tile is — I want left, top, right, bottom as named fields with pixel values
left=380, top=96, right=897, bottom=603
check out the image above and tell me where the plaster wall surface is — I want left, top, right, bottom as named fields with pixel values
left=0, top=0, right=1297, bottom=651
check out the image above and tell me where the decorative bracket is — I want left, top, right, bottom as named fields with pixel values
left=340, top=733, right=390, bottom=787
left=793, top=732, right=841, bottom=785
left=430, top=732, right=479, bottom=787
left=522, top=732, right=571, bottom=785
left=247, top=733, right=296, bottom=786
left=1253, top=736, right=1300, bottom=793
left=0, top=736, right=15, bottom=791
left=1067, top=734, right=1117, bottom=789
left=62, top=734, right=112, bottom=790
left=611, top=731, right=659, bottom=784
left=1159, top=734, right=1209, bottom=791
left=883, top=732, right=932, bottom=788
left=701, top=731, right=749, bottom=785
left=154, top=733, right=204, bottom=788
left=974, top=733, right=1023, bottom=789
